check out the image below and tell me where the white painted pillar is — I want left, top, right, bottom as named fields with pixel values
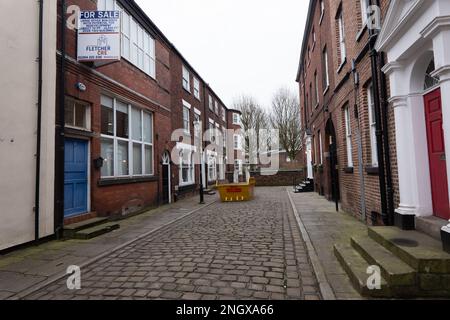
left=391, top=96, right=420, bottom=217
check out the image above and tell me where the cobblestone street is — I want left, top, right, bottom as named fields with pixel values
left=21, top=188, right=321, bottom=300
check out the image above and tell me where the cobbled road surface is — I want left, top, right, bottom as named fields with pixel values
left=26, top=187, right=321, bottom=300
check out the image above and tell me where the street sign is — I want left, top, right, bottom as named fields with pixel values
left=77, top=11, right=121, bottom=62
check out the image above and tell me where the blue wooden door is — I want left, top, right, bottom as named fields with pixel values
left=64, top=138, right=88, bottom=217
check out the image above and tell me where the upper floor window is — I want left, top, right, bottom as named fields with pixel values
left=182, top=66, right=190, bottom=92
left=320, top=0, right=325, bottom=24
left=312, top=29, right=316, bottom=49
left=338, top=11, right=346, bottom=65
left=234, top=134, right=241, bottom=150
left=193, top=78, right=200, bottom=99
left=360, top=0, right=370, bottom=25
left=233, top=113, right=240, bottom=125
left=367, top=83, right=378, bottom=167
left=314, top=71, right=319, bottom=107
left=215, top=101, right=219, bottom=115
left=183, top=100, right=191, bottom=134
left=120, top=6, right=156, bottom=78
left=100, top=95, right=153, bottom=178
left=322, top=46, right=330, bottom=90
left=344, top=105, right=353, bottom=167
left=209, top=95, right=214, bottom=110
left=222, top=107, right=226, bottom=122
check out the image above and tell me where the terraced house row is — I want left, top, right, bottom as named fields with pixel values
left=297, top=0, right=450, bottom=296
left=0, top=0, right=243, bottom=251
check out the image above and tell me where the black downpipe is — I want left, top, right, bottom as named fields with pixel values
left=369, top=29, right=389, bottom=225
left=35, top=0, right=44, bottom=242
left=379, top=53, right=395, bottom=225
left=55, top=0, right=66, bottom=238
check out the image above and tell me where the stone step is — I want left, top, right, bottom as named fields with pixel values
left=63, top=217, right=109, bottom=238
left=416, top=216, right=448, bottom=241
left=351, top=236, right=417, bottom=287
left=73, top=222, right=120, bottom=240
left=334, top=243, right=391, bottom=298
left=368, top=227, right=450, bottom=274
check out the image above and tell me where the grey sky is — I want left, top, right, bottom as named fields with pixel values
left=135, top=0, right=308, bottom=109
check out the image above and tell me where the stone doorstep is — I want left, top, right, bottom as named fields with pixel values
left=63, top=217, right=109, bottom=238
left=350, top=236, right=416, bottom=287
left=72, top=223, right=121, bottom=240
left=416, top=216, right=449, bottom=241
left=368, top=227, right=450, bottom=274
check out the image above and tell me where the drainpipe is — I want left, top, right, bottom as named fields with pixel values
left=369, top=24, right=389, bottom=225
left=379, top=52, right=395, bottom=225
left=35, top=0, right=44, bottom=242
left=55, top=0, right=66, bottom=238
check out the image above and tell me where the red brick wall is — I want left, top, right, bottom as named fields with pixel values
left=298, top=0, right=397, bottom=225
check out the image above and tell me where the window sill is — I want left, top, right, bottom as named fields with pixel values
left=343, top=167, right=354, bottom=174
left=323, top=86, right=330, bottom=95
left=179, top=182, right=195, bottom=188
left=365, top=166, right=379, bottom=175
left=319, top=13, right=324, bottom=25
left=314, top=103, right=319, bottom=109
left=356, top=24, right=367, bottom=42
left=98, top=176, right=158, bottom=187
left=337, top=58, right=347, bottom=74
left=183, top=87, right=191, bottom=94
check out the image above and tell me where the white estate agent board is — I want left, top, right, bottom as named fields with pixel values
left=77, top=11, right=121, bottom=61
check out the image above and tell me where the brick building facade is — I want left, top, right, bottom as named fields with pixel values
left=297, top=0, right=399, bottom=225
left=55, top=0, right=243, bottom=233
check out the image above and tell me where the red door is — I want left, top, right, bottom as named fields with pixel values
left=424, top=88, right=450, bottom=220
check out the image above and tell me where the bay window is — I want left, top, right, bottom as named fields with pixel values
left=100, top=95, right=154, bottom=178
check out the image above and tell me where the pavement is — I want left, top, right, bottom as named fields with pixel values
left=288, top=190, right=366, bottom=299
left=0, top=187, right=368, bottom=300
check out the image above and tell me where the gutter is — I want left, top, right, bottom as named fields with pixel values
left=35, top=0, right=44, bottom=241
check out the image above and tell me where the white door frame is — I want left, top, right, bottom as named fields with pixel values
left=162, top=151, right=171, bottom=204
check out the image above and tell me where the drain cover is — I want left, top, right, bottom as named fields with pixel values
left=391, top=238, right=419, bottom=247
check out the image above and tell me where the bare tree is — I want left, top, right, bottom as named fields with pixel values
left=269, top=87, right=303, bottom=161
left=232, top=95, right=269, bottom=168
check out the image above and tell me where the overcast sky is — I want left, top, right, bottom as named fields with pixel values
left=135, top=0, right=308, bottom=109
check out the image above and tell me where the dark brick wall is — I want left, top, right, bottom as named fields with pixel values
left=298, top=0, right=397, bottom=225
left=251, top=170, right=306, bottom=187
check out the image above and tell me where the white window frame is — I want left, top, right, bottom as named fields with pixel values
left=323, top=46, right=330, bottom=90
left=338, top=11, right=346, bottom=65
left=233, top=113, right=240, bottom=125
left=320, top=0, right=325, bottom=24
left=234, top=134, right=241, bottom=150
left=183, top=102, right=190, bottom=134
left=319, top=130, right=323, bottom=165
left=207, top=152, right=218, bottom=182
left=116, top=4, right=156, bottom=79
left=178, top=145, right=196, bottom=187
left=367, top=84, right=378, bottom=167
left=100, top=95, right=154, bottom=178
left=182, top=66, right=190, bottom=92
left=314, top=71, right=319, bottom=107
left=360, top=0, right=370, bottom=25
left=65, top=98, right=91, bottom=131
left=234, top=159, right=243, bottom=175
left=209, top=95, right=214, bottom=111
left=215, top=101, right=219, bottom=115
left=193, top=78, right=200, bottom=99
left=222, top=107, right=226, bottom=122
left=344, top=105, right=353, bottom=167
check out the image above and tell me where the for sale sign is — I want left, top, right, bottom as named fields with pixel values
left=77, top=11, right=121, bottom=62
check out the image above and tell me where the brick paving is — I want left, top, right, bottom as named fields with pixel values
left=22, top=187, right=321, bottom=300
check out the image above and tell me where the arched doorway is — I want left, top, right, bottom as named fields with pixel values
left=423, top=59, right=450, bottom=220
left=161, top=151, right=171, bottom=204
left=325, top=118, right=340, bottom=205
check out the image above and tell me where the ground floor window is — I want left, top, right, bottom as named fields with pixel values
left=179, top=148, right=195, bottom=186
left=208, top=155, right=217, bottom=181
left=100, top=95, right=154, bottom=178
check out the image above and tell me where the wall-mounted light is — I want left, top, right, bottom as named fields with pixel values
left=76, top=82, right=87, bottom=92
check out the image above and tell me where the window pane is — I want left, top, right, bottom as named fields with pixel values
left=116, top=101, right=129, bottom=138
left=133, top=143, right=142, bottom=175
left=145, top=145, right=153, bottom=175
left=117, top=140, right=129, bottom=175
left=122, top=35, right=130, bottom=59
left=101, top=138, right=114, bottom=177
left=131, top=107, right=142, bottom=140
left=101, top=105, right=114, bottom=135
left=75, top=103, right=87, bottom=128
left=101, top=95, right=113, bottom=108
left=143, top=112, right=152, bottom=143
left=64, top=100, right=74, bottom=126
left=122, top=11, right=130, bottom=36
